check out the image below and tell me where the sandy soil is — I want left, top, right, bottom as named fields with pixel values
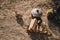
left=0, top=0, right=60, bottom=40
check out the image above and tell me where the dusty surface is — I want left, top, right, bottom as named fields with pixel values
left=0, top=0, right=60, bottom=40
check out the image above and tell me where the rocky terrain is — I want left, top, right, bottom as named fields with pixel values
left=0, top=0, right=60, bottom=40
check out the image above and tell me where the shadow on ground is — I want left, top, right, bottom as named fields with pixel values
left=16, top=14, right=24, bottom=26
left=47, top=11, right=60, bottom=33
left=27, top=31, right=49, bottom=40
left=52, top=0, right=60, bottom=9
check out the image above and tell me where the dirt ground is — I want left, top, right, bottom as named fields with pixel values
left=0, top=0, right=60, bottom=40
